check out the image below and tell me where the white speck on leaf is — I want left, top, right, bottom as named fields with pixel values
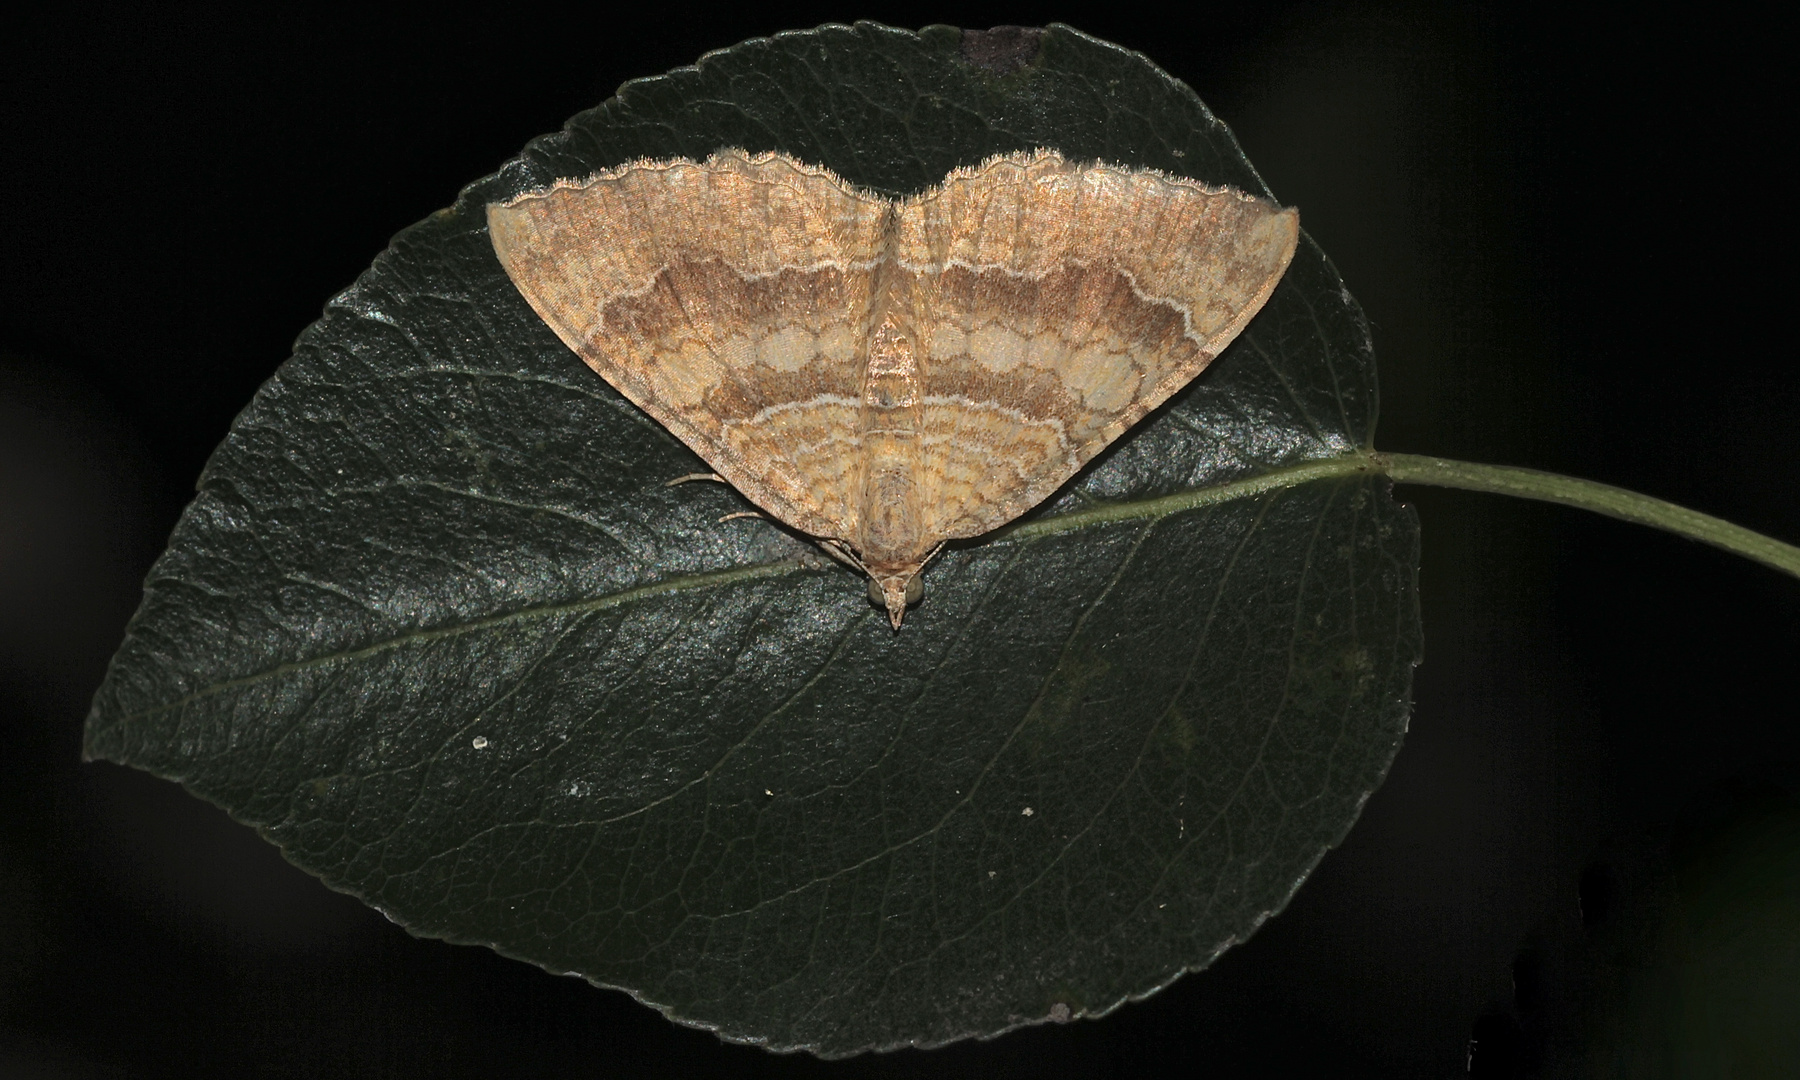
left=471, top=736, right=489, bottom=750
left=1021, top=807, right=1034, bottom=817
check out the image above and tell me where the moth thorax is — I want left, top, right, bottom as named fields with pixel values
left=857, top=307, right=927, bottom=567
left=863, top=316, right=920, bottom=409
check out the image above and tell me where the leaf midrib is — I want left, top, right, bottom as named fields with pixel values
left=113, top=450, right=1382, bottom=724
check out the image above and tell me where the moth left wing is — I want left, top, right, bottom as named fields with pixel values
left=899, top=151, right=1300, bottom=540
left=487, top=150, right=890, bottom=540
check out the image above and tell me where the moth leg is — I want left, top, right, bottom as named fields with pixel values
left=816, top=539, right=867, bottom=574
left=664, top=473, right=759, bottom=524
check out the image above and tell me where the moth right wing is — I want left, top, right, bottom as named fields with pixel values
left=899, top=151, right=1300, bottom=540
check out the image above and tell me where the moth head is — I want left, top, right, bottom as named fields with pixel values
left=868, top=572, right=924, bottom=628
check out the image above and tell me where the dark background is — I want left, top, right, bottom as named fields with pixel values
left=3, top=3, right=1795, bottom=1076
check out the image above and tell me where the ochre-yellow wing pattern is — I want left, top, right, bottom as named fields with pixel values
left=488, top=151, right=890, bottom=541
left=488, top=149, right=1298, bottom=626
left=898, top=152, right=1299, bottom=541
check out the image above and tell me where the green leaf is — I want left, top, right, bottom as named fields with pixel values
left=84, top=23, right=1420, bottom=1055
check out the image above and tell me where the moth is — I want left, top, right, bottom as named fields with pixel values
left=487, top=149, right=1298, bottom=627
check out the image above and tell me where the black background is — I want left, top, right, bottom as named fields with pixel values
left=3, top=3, right=1795, bottom=1077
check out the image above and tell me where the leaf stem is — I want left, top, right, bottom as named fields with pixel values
left=1373, top=451, right=1800, bottom=579
left=1011, top=450, right=1799, bottom=580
